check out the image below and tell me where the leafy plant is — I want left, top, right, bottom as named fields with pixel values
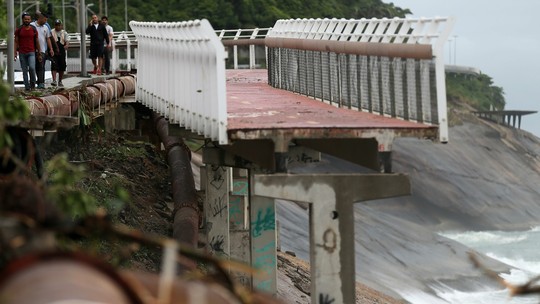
left=44, top=153, right=99, bottom=218
left=446, top=72, right=506, bottom=111
left=0, top=84, right=30, bottom=149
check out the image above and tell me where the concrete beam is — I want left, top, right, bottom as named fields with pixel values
left=253, top=173, right=410, bottom=203
left=203, top=141, right=276, bottom=171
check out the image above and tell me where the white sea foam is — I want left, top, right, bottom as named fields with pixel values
left=430, top=228, right=540, bottom=303
left=433, top=285, right=539, bottom=304
left=485, top=253, right=540, bottom=284
left=440, top=230, right=528, bottom=245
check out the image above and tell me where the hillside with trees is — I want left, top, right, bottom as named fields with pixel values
left=1, top=0, right=410, bottom=35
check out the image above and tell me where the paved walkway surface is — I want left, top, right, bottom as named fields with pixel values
left=226, top=69, right=438, bottom=143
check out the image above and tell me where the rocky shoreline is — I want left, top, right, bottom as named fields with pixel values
left=277, top=251, right=403, bottom=304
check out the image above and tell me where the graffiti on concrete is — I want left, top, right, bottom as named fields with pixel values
left=210, top=235, right=226, bottom=254
left=251, top=207, right=275, bottom=238
left=319, top=293, right=335, bottom=304
left=316, top=228, right=337, bottom=253
left=286, top=152, right=320, bottom=165
left=232, top=180, right=248, bottom=195
left=211, top=194, right=227, bottom=218
left=253, top=240, right=276, bottom=291
left=210, top=165, right=226, bottom=190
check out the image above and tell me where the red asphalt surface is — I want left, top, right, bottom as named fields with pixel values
left=226, top=69, right=437, bottom=133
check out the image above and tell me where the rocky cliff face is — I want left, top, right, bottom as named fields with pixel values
left=277, top=112, right=540, bottom=302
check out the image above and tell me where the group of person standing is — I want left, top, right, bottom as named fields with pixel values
left=86, top=14, right=113, bottom=76
left=14, top=12, right=114, bottom=91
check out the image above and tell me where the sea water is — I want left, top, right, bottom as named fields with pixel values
left=430, top=227, right=540, bottom=303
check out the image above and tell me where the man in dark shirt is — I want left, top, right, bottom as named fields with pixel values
left=85, top=14, right=109, bottom=75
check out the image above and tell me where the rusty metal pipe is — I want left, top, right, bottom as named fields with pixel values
left=265, top=37, right=433, bottom=59
left=221, top=38, right=266, bottom=46
left=68, top=91, right=80, bottom=114
left=106, top=78, right=125, bottom=99
left=92, top=82, right=111, bottom=105
left=86, top=85, right=102, bottom=108
left=0, top=253, right=143, bottom=304
left=40, top=94, right=71, bottom=116
left=152, top=113, right=198, bottom=271
left=0, top=252, right=282, bottom=304
left=119, top=75, right=136, bottom=95
left=24, top=98, right=47, bottom=116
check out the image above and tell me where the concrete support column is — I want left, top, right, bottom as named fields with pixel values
left=309, top=187, right=354, bottom=304
left=253, top=173, right=410, bottom=304
left=229, top=172, right=251, bottom=286
left=250, top=172, right=277, bottom=294
left=204, top=165, right=231, bottom=257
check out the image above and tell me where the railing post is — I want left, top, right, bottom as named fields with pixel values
left=233, top=29, right=241, bottom=69
left=249, top=28, right=260, bottom=69
left=126, top=32, right=132, bottom=71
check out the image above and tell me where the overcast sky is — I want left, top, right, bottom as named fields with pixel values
left=389, top=0, right=540, bottom=136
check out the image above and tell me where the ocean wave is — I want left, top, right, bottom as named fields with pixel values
left=485, top=253, right=540, bottom=282
left=440, top=230, right=528, bottom=245
left=427, top=279, right=539, bottom=304
left=528, top=226, right=540, bottom=232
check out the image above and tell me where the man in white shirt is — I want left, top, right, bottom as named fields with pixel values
left=101, top=16, right=114, bottom=75
left=30, top=12, right=54, bottom=89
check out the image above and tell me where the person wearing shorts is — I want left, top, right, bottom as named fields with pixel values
left=85, top=14, right=109, bottom=75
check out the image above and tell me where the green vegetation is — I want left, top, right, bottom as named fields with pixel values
left=44, top=153, right=100, bottom=218
left=446, top=72, right=506, bottom=111
left=0, top=85, right=29, bottom=148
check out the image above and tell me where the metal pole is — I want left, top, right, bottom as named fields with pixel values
left=453, top=35, right=457, bottom=65
left=105, top=0, right=108, bottom=16
left=62, top=0, right=65, bottom=28
left=447, top=39, right=452, bottom=64
left=124, top=0, right=128, bottom=31
left=79, top=0, right=87, bottom=76
left=7, top=0, right=15, bottom=94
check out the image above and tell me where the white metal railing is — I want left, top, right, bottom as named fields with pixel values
left=216, top=28, right=271, bottom=69
left=1, top=27, right=269, bottom=74
left=267, top=17, right=455, bottom=142
left=130, top=19, right=228, bottom=144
